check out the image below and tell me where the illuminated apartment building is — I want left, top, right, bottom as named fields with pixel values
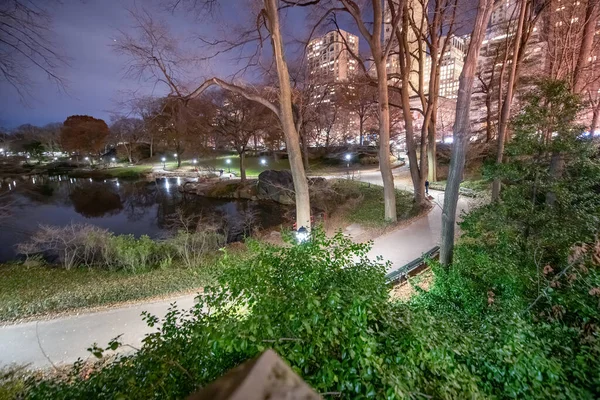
left=307, top=30, right=359, bottom=83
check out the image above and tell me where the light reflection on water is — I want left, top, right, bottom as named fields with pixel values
left=0, top=176, right=290, bottom=262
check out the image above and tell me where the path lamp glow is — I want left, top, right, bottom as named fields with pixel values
left=296, top=226, right=309, bottom=243
left=226, top=158, right=231, bottom=173
left=161, top=157, right=166, bottom=170
left=260, top=158, right=267, bottom=166
left=192, top=159, right=197, bottom=164
left=345, top=153, right=351, bottom=168
left=111, top=157, right=116, bottom=163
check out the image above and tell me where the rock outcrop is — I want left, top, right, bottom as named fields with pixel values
left=257, top=170, right=295, bottom=205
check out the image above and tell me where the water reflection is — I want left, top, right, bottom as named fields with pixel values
left=0, top=177, right=290, bottom=262
left=69, top=182, right=123, bottom=218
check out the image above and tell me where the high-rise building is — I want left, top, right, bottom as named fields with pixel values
left=307, top=30, right=359, bottom=83
left=306, top=30, right=360, bottom=144
left=384, top=0, right=425, bottom=94
left=424, top=35, right=469, bottom=99
left=471, top=0, right=600, bottom=139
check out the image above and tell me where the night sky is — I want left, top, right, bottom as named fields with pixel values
left=0, top=0, right=474, bottom=129
left=0, top=0, right=316, bottom=128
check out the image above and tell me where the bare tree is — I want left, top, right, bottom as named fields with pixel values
left=212, top=90, right=271, bottom=182
left=440, top=0, right=494, bottom=266
left=409, top=0, right=460, bottom=182
left=491, top=0, right=529, bottom=200
left=340, top=76, right=378, bottom=146
left=324, top=0, right=403, bottom=220
left=0, top=0, right=67, bottom=100
left=178, top=0, right=313, bottom=231
left=110, top=116, right=145, bottom=163
left=392, top=0, right=429, bottom=204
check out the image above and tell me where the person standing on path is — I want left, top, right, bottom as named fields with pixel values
left=425, top=180, right=429, bottom=195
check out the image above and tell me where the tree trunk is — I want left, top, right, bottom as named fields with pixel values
left=400, top=84, right=424, bottom=203
left=375, top=59, right=397, bottom=221
left=485, top=90, right=493, bottom=142
left=427, top=112, right=437, bottom=182
left=301, top=127, right=309, bottom=171
left=491, top=0, right=527, bottom=201
left=546, top=151, right=563, bottom=206
left=591, top=101, right=600, bottom=134
left=264, top=0, right=311, bottom=231
left=359, top=117, right=364, bottom=146
left=573, top=0, right=599, bottom=92
left=124, top=143, right=133, bottom=164
left=397, top=8, right=426, bottom=205
left=440, top=0, right=494, bottom=266
left=239, top=150, right=246, bottom=183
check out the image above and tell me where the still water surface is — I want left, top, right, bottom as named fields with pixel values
left=0, top=176, right=290, bottom=262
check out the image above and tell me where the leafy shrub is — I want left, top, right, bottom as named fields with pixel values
left=23, top=224, right=600, bottom=399
left=26, top=231, right=404, bottom=399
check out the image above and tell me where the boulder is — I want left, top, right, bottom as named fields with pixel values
left=257, top=170, right=295, bottom=205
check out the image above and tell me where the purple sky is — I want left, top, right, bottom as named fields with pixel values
left=0, top=0, right=315, bottom=128
left=0, top=0, right=475, bottom=129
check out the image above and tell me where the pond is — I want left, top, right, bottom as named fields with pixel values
left=0, top=176, right=291, bottom=262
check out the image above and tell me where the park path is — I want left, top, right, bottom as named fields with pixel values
left=0, top=168, right=468, bottom=368
left=343, top=168, right=470, bottom=271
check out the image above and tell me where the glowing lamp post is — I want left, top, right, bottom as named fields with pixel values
left=226, top=158, right=231, bottom=173
left=161, top=157, right=166, bottom=170
left=296, top=226, right=309, bottom=244
left=260, top=158, right=267, bottom=166
left=345, top=153, right=351, bottom=168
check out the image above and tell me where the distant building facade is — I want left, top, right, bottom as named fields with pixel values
left=307, top=30, right=359, bottom=84
left=425, top=35, right=469, bottom=99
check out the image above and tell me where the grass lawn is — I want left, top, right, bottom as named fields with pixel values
left=0, top=262, right=217, bottom=323
left=195, top=155, right=291, bottom=177
left=331, top=180, right=420, bottom=228
left=68, top=165, right=153, bottom=180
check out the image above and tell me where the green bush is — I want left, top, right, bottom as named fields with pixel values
left=24, top=225, right=600, bottom=399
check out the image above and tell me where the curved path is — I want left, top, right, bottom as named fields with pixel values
left=0, top=168, right=469, bottom=368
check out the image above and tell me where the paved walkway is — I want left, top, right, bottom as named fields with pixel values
left=356, top=169, right=470, bottom=272
left=0, top=168, right=469, bottom=368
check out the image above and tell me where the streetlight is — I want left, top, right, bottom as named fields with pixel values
left=296, top=226, right=309, bottom=243
left=192, top=159, right=197, bottom=164
left=161, top=157, right=166, bottom=170
left=111, top=157, right=116, bottom=163
left=260, top=158, right=267, bottom=166
left=345, top=153, right=351, bottom=168
left=173, top=153, right=178, bottom=158
left=226, top=158, right=231, bottom=173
